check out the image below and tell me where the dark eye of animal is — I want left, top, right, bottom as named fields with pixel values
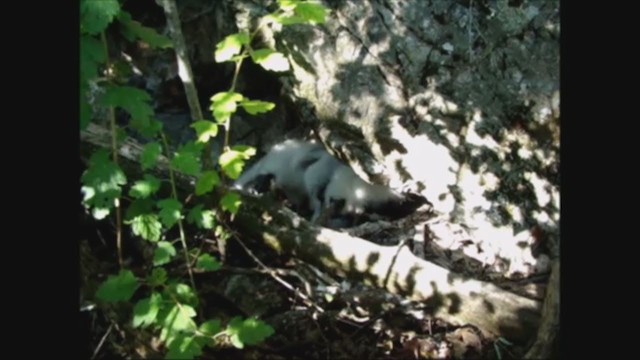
left=246, top=174, right=275, bottom=194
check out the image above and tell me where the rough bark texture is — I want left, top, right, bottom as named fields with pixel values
left=127, top=2, right=560, bottom=256
left=90, top=0, right=560, bottom=354
left=230, top=0, right=560, bottom=285
left=233, top=197, right=542, bottom=343
left=261, top=0, right=558, bottom=253
left=525, top=260, right=559, bottom=359
left=81, top=124, right=541, bottom=344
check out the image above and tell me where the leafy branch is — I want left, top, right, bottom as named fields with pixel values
left=158, top=0, right=214, bottom=171
left=210, top=0, right=327, bottom=177
left=81, top=0, right=329, bottom=358
left=161, top=132, right=196, bottom=292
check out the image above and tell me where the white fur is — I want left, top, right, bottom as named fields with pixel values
left=320, top=159, right=400, bottom=219
left=234, top=139, right=324, bottom=210
left=302, top=152, right=342, bottom=221
left=235, top=139, right=416, bottom=226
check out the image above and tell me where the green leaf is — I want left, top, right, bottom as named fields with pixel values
left=195, top=171, right=220, bottom=196
left=135, top=118, right=163, bottom=138
left=157, top=198, right=182, bottom=229
left=215, top=225, right=231, bottom=240
left=133, top=292, right=162, bottom=328
left=226, top=317, right=275, bottom=349
left=80, top=0, right=120, bottom=35
left=181, top=141, right=205, bottom=154
left=80, top=35, right=105, bottom=82
left=154, top=241, right=177, bottom=266
left=81, top=149, right=127, bottom=220
left=198, top=319, right=222, bottom=347
left=171, top=152, right=201, bottom=176
left=251, top=49, right=290, bottom=72
left=277, top=0, right=299, bottom=11
left=116, top=10, right=136, bottom=41
left=159, top=304, right=197, bottom=341
left=210, top=92, right=244, bottom=124
left=232, top=144, right=257, bottom=157
left=116, top=128, right=129, bottom=144
left=100, top=86, right=154, bottom=124
left=95, top=270, right=139, bottom=302
left=214, top=32, right=250, bottom=63
left=191, top=120, right=218, bottom=144
left=171, top=142, right=203, bottom=176
left=196, top=254, right=221, bottom=272
left=111, top=59, right=134, bottom=80
left=166, top=333, right=203, bottom=359
left=130, top=214, right=163, bottom=242
left=129, top=174, right=161, bottom=199
left=240, top=99, right=276, bottom=115
left=220, top=192, right=241, bottom=215
left=219, top=152, right=244, bottom=179
left=219, top=145, right=256, bottom=179
left=295, top=2, right=327, bottom=23
left=100, top=86, right=154, bottom=136
left=166, top=283, right=199, bottom=307
left=187, top=205, right=215, bottom=230
left=141, top=142, right=162, bottom=170
left=117, top=11, right=173, bottom=49
left=199, top=319, right=222, bottom=337
left=125, top=198, right=155, bottom=220
left=147, top=268, right=168, bottom=287
left=272, top=13, right=307, bottom=25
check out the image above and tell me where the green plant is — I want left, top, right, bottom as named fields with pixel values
left=80, top=0, right=328, bottom=358
left=493, top=336, right=515, bottom=360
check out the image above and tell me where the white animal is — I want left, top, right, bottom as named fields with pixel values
left=233, top=139, right=325, bottom=214
left=234, top=139, right=427, bottom=227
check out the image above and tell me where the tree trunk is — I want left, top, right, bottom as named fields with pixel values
left=525, top=260, right=559, bottom=359
left=233, top=196, right=541, bottom=344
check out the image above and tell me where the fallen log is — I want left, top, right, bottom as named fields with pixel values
left=232, top=197, right=541, bottom=344
left=81, top=124, right=542, bottom=344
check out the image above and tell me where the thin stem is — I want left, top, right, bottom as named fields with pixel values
left=223, top=56, right=246, bottom=152
left=159, top=0, right=214, bottom=170
left=161, top=133, right=197, bottom=292
left=221, top=16, right=267, bottom=152
left=90, top=323, right=114, bottom=360
left=221, top=221, right=325, bottom=314
left=101, top=31, right=124, bottom=269
left=229, top=55, right=244, bottom=93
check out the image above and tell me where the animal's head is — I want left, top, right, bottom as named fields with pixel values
left=237, top=173, right=275, bottom=195
left=402, top=192, right=430, bottom=208
left=365, top=191, right=430, bottom=220
left=390, top=191, right=430, bottom=218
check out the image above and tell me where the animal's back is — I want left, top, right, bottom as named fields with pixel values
left=303, top=152, right=343, bottom=221
left=234, top=139, right=325, bottom=210
left=234, top=139, right=427, bottom=227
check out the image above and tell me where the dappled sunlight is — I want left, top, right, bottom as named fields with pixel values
left=465, top=109, right=501, bottom=151
left=525, top=171, right=553, bottom=208
left=80, top=0, right=561, bottom=357
left=386, top=123, right=458, bottom=213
